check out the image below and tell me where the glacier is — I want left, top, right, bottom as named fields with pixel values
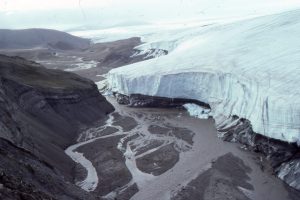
left=107, top=9, right=300, bottom=144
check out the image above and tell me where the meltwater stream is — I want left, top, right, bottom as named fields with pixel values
left=65, top=114, right=121, bottom=191
left=65, top=97, right=297, bottom=200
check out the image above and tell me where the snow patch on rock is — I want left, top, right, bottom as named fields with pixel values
left=183, top=103, right=211, bottom=119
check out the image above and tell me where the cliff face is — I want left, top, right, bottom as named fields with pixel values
left=0, top=55, right=114, bottom=199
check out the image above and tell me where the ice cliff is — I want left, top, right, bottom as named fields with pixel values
left=108, top=10, right=300, bottom=144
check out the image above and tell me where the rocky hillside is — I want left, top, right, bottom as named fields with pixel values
left=0, top=55, right=114, bottom=199
left=0, top=29, right=90, bottom=50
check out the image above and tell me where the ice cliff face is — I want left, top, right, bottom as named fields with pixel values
left=108, top=10, right=300, bottom=144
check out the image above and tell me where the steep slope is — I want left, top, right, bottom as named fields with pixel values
left=0, top=55, right=114, bottom=199
left=107, top=10, right=300, bottom=189
left=0, top=29, right=90, bottom=50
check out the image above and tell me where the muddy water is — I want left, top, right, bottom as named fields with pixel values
left=66, top=96, right=300, bottom=200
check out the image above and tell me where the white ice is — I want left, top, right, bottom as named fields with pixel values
left=183, top=104, right=211, bottom=119
left=107, top=9, right=300, bottom=144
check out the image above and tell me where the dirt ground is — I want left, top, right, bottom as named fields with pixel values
left=69, top=97, right=300, bottom=200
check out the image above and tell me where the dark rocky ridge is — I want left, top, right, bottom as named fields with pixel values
left=113, top=92, right=300, bottom=191
left=0, top=55, right=114, bottom=199
left=0, top=139, right=97, bottom=200
left=115, top=93, right=210, bottom=109
left=0, top=28, right=90, bottom=50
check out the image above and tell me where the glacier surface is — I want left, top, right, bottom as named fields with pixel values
left=108, top=10, right=300, bottom=144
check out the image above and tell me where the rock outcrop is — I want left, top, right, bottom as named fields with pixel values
left=114, top=93, right=210, bottom=108
left=0, top=55, right=114, bottom=199
left=216, top=116, right=300, bottom=190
